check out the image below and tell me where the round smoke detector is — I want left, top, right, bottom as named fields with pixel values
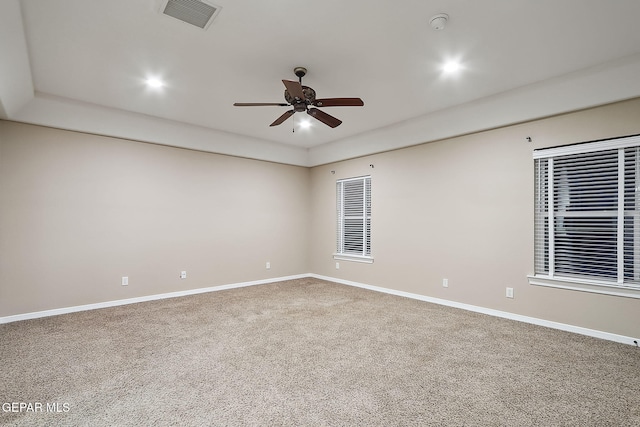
left=430, top=13, right=449, bottom=30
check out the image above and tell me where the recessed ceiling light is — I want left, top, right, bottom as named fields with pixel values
left=145, top=77, right=164, bottom=88
left=442, top=61, right=461, bottom=73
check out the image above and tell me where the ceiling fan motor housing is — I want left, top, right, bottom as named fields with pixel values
left=285, top=86, right=316, bottom=107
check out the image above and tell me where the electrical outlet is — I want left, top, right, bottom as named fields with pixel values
left=266, top=262, right=271, bottom=270
left=336, top=262, right=340, bottom=270
left=506, top=287, right=514, bottom=298
left=122, top=276, right=128, bottom=286
left=180, top=271, right=187, bottom=279
left=442, top=278, right=448, bottom=288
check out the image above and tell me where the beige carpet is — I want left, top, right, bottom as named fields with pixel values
left=1, top=277, right=639, bottom=426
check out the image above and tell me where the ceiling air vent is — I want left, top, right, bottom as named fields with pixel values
left=161, top=0, right=222, bottom=30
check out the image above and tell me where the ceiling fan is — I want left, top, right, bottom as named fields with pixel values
left=233, top=67, right=364, bottom=128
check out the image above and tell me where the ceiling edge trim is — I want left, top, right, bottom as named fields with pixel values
left=0, top=0, right=35, bottom=119
left=11, top=93, right=311, bottom=167
left=307, top=52, right=640, bottom=166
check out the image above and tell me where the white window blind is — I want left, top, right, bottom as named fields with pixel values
left=532, top=134, right=640, bottom=296
left=336, top=176, right=372, bottom=261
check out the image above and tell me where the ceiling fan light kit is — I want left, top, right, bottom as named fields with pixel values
left=234, top=67, right=364, bottom=128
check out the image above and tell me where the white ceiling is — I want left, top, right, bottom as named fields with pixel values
left=2, top=0, right=640, bottom=166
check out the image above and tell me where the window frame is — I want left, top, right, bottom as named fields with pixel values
left=334, top=175, right=373, bottom=264
left=528, top=134, right=640, bottom=299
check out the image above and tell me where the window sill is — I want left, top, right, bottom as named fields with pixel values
left=528, top=275, right=640, bottom=299
left=333, top=254, right=374, bottom=264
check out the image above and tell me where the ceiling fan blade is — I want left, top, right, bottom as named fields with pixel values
left=270, top=109, right=295, bottom=127
left=307, top=108, right=342, bottom=128
left=313, top=98, right=364, bottom=107
left=282, top=80, right=306, bottom=101
left=234, top=102, right=289, bottom=106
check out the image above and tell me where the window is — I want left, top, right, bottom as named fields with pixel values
left=529, top=134, right=640, bottom=298
left=335, top=176, right=372, bottom=263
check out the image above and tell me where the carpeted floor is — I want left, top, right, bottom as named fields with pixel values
left=1, top=277, right=639, bottom=426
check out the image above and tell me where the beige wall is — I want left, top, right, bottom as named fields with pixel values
left=310, top=98, right=640, bottom=338
left=0, top=121, right=310, bottom=316
left=3, top=99, right=640, bottom=338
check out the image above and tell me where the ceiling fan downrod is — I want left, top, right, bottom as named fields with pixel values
left=294, top=67, right=307, bottom=83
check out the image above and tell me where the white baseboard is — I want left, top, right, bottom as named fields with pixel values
left=3, top=273, right=638, bottom=347
left=0, top=274, right=309, bottom=324
left=310, top=274, right=639, bottom=347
